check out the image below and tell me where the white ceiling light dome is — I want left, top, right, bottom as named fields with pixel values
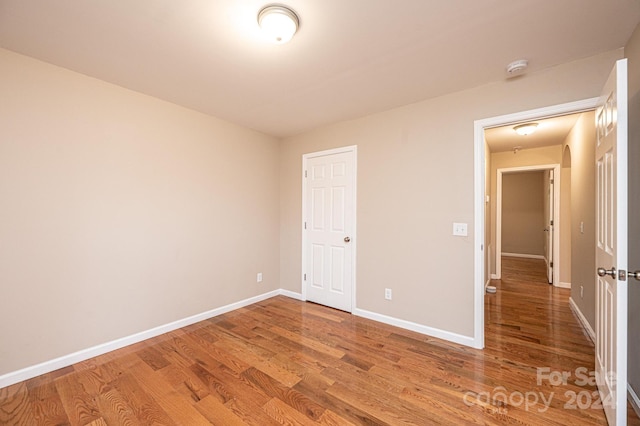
left=513, top=122, right=539, bottom=136
left=258, top=5, right=299, bottom=44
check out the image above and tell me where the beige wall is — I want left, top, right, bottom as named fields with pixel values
left=562, top=112, right=596, bottom=325
left=560, top=147, right=572, bottom=286
left=489, top=146, right=562, bottom=276
left=484, top=142, right=492, bottom=284
left=280, top=49, right=622, bottom=338
left=0, top=49, right=281, bottom=376
left=625, top=22, right=640, bottom=405
left=501, top=172, right=545, bottom=256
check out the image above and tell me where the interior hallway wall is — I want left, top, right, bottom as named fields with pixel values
left=560, top=147, right=572, bottom=287
left=484, top=142, right=492, bottom=285
left=562, top=112, right=596, bottom=326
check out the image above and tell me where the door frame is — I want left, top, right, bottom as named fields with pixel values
left=495, top=164, right=561, bottom=286
left=472, top=97, right=598, bottom=348
left=301, top=145, right=358, bottom=311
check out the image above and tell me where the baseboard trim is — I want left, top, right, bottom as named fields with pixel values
left=556, top=281, right=571, bottom=289
left=501, top=252, right=545, bottom=260
left=568, top=297, right=595, bottom=343
left=630, top=384, right=640, bottom=419
left=0, top=289, right=281, bottom=389
left=2, top=288, right=477, bottom=389
left=279, top=289, right=304, bottom=301
left=352, top=308, right=475, bottom=347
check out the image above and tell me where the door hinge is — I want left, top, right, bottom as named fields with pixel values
left=550, top=262, right=554, bottom=268
left=550, top=220, right=554, bottom=226
left=550, top=179, right=554, bottom=184
left=304, top=170, right=307, bottom=178
left=304, top=222, right=307, bottom=230
left=304, top=273, right=307, bottom=281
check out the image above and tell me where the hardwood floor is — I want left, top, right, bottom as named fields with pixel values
left=1, top=256, right=638, bottom=425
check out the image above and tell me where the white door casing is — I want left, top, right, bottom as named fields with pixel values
left=302, top=146, right=356, bottom=312
left=595, top=59, right=628, bottom=426
left=495, top=164, right=560, bottom=286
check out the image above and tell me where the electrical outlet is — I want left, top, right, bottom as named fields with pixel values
left=580, top=285, right=584, bottom=298
left=385, top=288, right=392, bottom=300
left=257, top=273, right=263, bottom=283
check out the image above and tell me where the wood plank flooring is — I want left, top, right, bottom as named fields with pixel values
left=1, top=256, right=639, bottom=425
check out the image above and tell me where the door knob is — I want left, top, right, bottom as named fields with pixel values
left=629, top=270, right=640, bottom=281
left=597, top=267, right=617, bottom=279
left=344, top=236, right=351, bottom=243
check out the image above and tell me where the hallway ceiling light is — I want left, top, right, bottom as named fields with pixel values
left=258, top=5, right=299, bottom=44
left=514, top=123, right=538, bottom=136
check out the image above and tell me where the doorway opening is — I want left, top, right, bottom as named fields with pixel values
left=495, top=165, right=560, bottom=285
left=301, top=145, right=357, bottom=313
left=472, top=98, right=598, bottom=349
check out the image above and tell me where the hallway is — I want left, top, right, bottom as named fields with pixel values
left=487, top=256, right=639, bottom=424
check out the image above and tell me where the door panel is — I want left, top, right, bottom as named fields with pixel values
left=545, top=170, right=554, bottom=283
left=595, top=58, right=628, bottom=426
left=304, top=148, right=356, bottom=312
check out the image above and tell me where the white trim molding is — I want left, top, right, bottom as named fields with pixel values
left=0, top=288, right=479, bottom=389
left=279, top=289, right=304, bottom=301
left=353, top=308, right=475, bottom=347
left=569, top=297, right=596, bottom=343
left=496, top=164, right=560, bottom=284
left=556, top=282, right=572, bottom=289
left=0, top=290, right=282, bottom=389
left=629, top=384, right=640, bottom=419
left=501, top=253, right=545, bottom=260
left=474, top=97, right=599, bottom=349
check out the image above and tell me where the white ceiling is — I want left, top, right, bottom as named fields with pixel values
left=485, top=113, right=583, bottom=153
left=1, top=1, right=639, bottom=138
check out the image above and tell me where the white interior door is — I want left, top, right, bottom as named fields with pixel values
left=595, top=58, right=628, bottom=426
left=545, top=169, right=554, bottom=284
left=303, top=147, right=356, bottom=312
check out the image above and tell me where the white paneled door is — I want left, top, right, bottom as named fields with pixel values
left=595, top=59, right=628, bottom=426
left=545, top=169, right=554, bottom=284
left=303, top=147, right=356, bottom=312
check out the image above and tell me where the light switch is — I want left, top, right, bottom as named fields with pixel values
left=453, top=223, right=468, bottom=236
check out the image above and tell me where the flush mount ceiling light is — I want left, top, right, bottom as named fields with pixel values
left=514, top=123, right=539, bottom=136
left=258, top=5, right=299, bottom=44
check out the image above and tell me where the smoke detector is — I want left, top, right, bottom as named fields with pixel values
left=506, top=59, right=529, bottom=75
